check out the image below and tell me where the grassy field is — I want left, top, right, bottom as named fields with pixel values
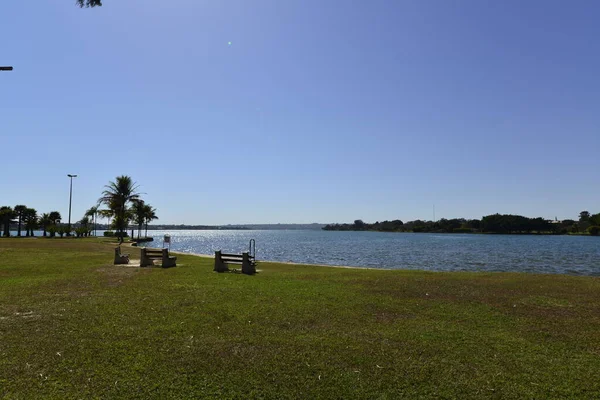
left=1, top=238, right=599, bottom=399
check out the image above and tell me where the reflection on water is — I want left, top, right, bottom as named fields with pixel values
left=141, top=230, right=599, bottom=276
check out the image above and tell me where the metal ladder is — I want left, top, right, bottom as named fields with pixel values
left=249, top=239, right=256, bottom=265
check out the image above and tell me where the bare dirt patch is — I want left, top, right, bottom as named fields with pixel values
left=96, top=263, right=146, bottom=287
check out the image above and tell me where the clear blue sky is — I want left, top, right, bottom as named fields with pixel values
left=1, top=0, right=598, bottom=224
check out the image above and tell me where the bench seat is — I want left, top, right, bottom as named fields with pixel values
left=141, top=247, right=177, bottom=268
left=214, top=250, right=256, bottom=274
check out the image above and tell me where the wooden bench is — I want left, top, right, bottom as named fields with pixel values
left=141, top=248, right=177, bottom=268
left=114, top=247, right=130, bottom=265
left=214, top=250, right=256, bottom=275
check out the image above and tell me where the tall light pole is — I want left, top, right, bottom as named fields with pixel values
left=67, top=174, right=78, bottom=235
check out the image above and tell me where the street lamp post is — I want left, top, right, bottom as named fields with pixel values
left=67, top=174, right=78, bottom=235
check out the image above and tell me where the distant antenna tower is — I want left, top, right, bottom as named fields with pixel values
left=433, top=205, right=436, bottom=222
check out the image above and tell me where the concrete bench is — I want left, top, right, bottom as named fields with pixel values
left=214, top=250, right=256, bottom=275
left=141, top=248, right=177, bottom=268
left=114, top=247, right=130, bottom=265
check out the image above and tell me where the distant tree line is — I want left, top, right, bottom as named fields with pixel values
left=323, top=211, right=600, bottom=236
left=0, top=205, right=104, bottom=238
left=76, top=0, right=102, bottom=7
left=0, top=175, right=158, bottom=241
left=0, top=206, right=68, bottom=238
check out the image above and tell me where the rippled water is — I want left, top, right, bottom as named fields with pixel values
left=141, top=230, right=599, bottom=276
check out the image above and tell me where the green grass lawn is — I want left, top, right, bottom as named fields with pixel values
left=1, top=238, right=599, bottom=399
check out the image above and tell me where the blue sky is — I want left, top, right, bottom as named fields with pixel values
left=1, top=0, right=598, bottom=224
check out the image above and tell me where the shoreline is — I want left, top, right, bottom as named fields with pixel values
left=142, top=245, right=383, bottom=271
left=172, top=249, right=383, bottom=270
left=126, top=242, right=379, bottom=270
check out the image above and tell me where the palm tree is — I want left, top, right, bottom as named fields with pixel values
left=131, top=200, right=146, bottom=239
left=0, top=206, right=15, bottom=237
left=85, top=205, right=100, bottom=236
left=48, top=211, right=62, bottom=237
left=23, top=208, right=38, bottom=237
left=98, top=208, right=114, bottom=233
left=39, top=213, right=52, bottom=237
left=98, top=175, right=140, bottom=243
left=143, top=204, right=158, bottom=238
left=14, top=205, right=27, bottom=237
left=49, top=211, right=62, bottom=225
left=77, top=216, right=91, bottom=237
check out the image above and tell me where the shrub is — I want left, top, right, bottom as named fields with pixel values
left=56, top=224, right=71, bottom=238
left=588, top=226, right=600, bottom=236
left=75, top=227, right=91, bottom=237
left=47, top=225, right=57, bottom=238
left=104, top=231, right=128, bottom=238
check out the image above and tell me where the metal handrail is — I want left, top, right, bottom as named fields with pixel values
left=249, top=239, right=256, bottom=260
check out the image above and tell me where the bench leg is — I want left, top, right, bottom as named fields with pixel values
left=114, top=248, right=129, bottom=265
left=213, top=250, right=229, bottom=272
left=140, top=248, right=154, bottom=267
left=162, top=249, right=177, bottom=268
left=242, top=252, right=255, bottom=275
left=140, top=248, right=147, bottom=267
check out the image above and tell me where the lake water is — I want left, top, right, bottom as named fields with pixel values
left=9, top=229, right=599, bottom=275
left=139, top=230, right=599, bottom=276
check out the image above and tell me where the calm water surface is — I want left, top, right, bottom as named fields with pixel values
left=140, top=230, right=599, bottom=276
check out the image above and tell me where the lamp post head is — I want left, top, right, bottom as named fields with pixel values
left=0, top=67, right=13, bottom=71
left=67, top=174, right=78, bottom=178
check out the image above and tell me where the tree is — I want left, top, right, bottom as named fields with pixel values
left=77, top=0, right=102, bottom=7
left=98, top=206, right=114, bottom=232
left=49, top=211, right=62, bottom=225
left=85, top=205, right=99, bottom=236
left=143, top=204, right=158, bottom=238
left=14, top=205, right=27, bottom=237
left=48, top=211, right=62, bottom=237
left=0, top=206, right=15, bottom=237
left=47, top=224, right=58, bottom=238
left=23, top=208, right=38, bottom=237
left=353, top=220, right=366, bottom=230
left=131, top=200, right=158, bottom=239
left=589, top=226, right=600, bottom=236
left=131, top=200, right=146, bottom=239
left=589, top=213, right=600, bottom=227
left=57, top=224, right=70, bottom=238
left=579, top=211, right=590, bottom=222
left=77, top=216, right=92, bottom=237
left=39, top=213, right=52, bottom=237
left=98, top=175, right=140, bottom=243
